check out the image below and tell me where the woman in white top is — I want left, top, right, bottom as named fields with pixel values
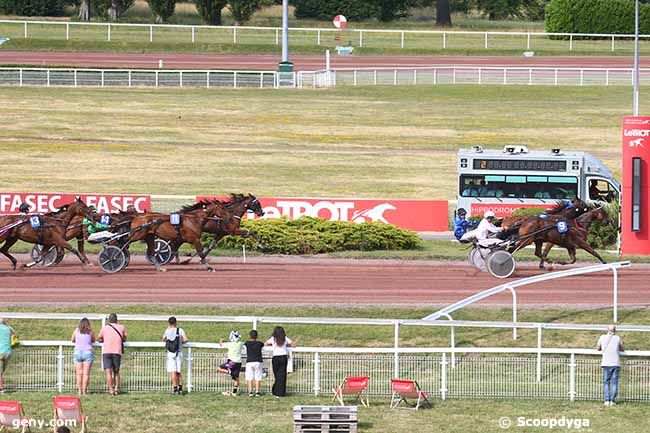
left=265, top=326, right=294, bottom=397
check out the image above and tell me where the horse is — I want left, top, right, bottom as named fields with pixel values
left=501, top=197, right=589, bottom=233
left=0, top=198, right=94, bottom=270
left=517, top=206, right=611, bottom=269
left=127, top=200, right=221, bottom=272
left=174, top=194, right=265, bottom=265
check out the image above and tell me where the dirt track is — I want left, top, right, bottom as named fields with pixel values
left=0, top=52, right=644, bottom=70
left=0, top=255, right=647, bottom=307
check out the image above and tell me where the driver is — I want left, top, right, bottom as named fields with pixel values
left=83, top=206, right=113, bottom=243
left=18, top=203, right=30, bottom=214
left=589, top=180, right=603, bottom=200
left=475, top=211, right=503, bottom=246
left=454, top=208, right=478, bottom=241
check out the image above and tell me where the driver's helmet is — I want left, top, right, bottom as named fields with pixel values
left=18, top=203, right=30, bottom=214
left=229, top=330, right=241, bottom=343
left=483, top=210, right=496, bottom=219
left=565, top=199, right=575, bottom=209
left=457, top=208, right=467, bottom=217
left=126, top=205, right=136, bottom=212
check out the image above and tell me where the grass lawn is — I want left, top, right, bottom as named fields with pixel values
left=0, top=85, right=633, bottom=200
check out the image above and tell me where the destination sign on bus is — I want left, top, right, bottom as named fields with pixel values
left=473, top=159, right=567, bottom=172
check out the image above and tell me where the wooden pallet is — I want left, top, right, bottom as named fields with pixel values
left=293, top=406, right=358, bottom=433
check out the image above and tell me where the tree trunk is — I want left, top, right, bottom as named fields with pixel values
left=78, top=0, right=90, bottom=21
left=108, top=0, right=120, bottom=20
left=436, top=0, right=452, bottom=26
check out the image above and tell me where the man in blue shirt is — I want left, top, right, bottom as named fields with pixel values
left=0, top=317, right=16, bottom=393
left=454, top=208, right=478, bottom=241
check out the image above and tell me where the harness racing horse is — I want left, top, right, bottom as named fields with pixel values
left=175, top=194, right=265, bottom=265
left=517, top=206, right=611, bottom=269
left=127, top=200, right=221, bottom=272
left=501, top=198, right=589, bottom=234
left=0, top=198, right=94, bottom=270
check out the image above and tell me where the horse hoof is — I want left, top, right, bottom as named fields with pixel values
left=159, top=268, right=167, bottom=273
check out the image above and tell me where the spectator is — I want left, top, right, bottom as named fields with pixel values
left=265, top=326, right=294, bottom=398
left=0, top=318, right=16, bottom=394
left=597, top=325, right=624, bottom=406
left=162, top=317, right=188, bottom=395
left=98, top=313, right=127, bottom=396
left=56, top=427, right=71, bottom=433
left=218, top=330, right=244, bottom=396
left=244, top=330, right=265, bottom=397
left=71, top=318, right=95, bottom=395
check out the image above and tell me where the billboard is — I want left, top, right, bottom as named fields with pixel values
left=0, top=192, right=151, bottom=215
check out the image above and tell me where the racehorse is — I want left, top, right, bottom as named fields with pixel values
left=175, top=194, right=265, bottom=264
left=501, top=198, right=589, bottom=234
left=127, top=200, right=221, bottom=272
left=0, top=198, right=94, bottom=270
left=517, top=206, right=611, bottom=269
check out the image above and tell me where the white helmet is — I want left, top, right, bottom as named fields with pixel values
left=229, top=330, right=241, bottom=343
left=483, top=211, right=496, bottom=219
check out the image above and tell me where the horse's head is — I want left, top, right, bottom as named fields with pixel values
left=245, top=194, right=265, bottom=218
left=593, top=206, right=611, bottom=225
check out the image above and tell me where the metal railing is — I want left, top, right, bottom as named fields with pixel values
left=5, top=341, right=650, bottom=402
left=0, top=67, right=282, bottom=88
left=2, top=19, right=650, bottom=52
left=298, top=67, right=650, bottom=88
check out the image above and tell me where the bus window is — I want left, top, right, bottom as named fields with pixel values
left=588, top=178, right=619, bottom=203
left=460, top=174, right=578, bottom=199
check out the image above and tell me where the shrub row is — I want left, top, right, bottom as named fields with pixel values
left=0, top=0, right=66, bottom=16
left=215, top=216, right=423, bottom=254
left=545, top=0, right=650, bottom=36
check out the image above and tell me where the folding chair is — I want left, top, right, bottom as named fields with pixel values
left=52, top=396, right=87, bottom=433
left=0, top=400, right=31, bottom=433
left=332, top=376, right=369, bottom=407
left=390, top=379, right=432, bottom=411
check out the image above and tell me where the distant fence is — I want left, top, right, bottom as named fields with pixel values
left=3, top=19, right=650, bottom=53
left=298, top=67, right=650, bottom=88
left=6, top=342, right=650, bottom=402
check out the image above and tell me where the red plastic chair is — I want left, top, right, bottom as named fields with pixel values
left=0, top=400, right=31, bottom=433
left=52, top=396, right=87, bottom=433
left=390, top=379, right=432, bottom=411
left=332, top=376, right=369, bottom=407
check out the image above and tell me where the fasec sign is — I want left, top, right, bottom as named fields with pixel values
left=0, top=192, right=151, bottom=215
left=196, top=196, right=448, bottom=232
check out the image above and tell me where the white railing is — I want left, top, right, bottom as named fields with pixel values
left=0, top=67, right=282, bottom=88
left=298, top=67, right=650, bottom=88
left=6, top=341, right=650, bottom=401
left=2, top=19, right=650, bottom=52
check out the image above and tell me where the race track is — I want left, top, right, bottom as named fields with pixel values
left=0, top=255, right=647, bottom=307
left=0, top=52, right=644, bottom=70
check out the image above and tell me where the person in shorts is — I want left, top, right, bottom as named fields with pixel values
left=218, top=330, right=244, bottom=396
left=71, top=318, right=96, bottom=395
left=244, top=330, right=265, bottom=397
left=98, top=313, right=127, bottom=395
left=162, top=317, right=188, bottom=395
left=0, top=318, right=16, bottom=394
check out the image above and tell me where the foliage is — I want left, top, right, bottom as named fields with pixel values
left=229, top=0, right=260, bottom=24
left=545, top=0, right=650, bottom=36
left=291, top=0, right=375, bottom=21
left=0, top=0, right=66, bottom=16
left=194, top=0, right=228, bottom=25
left=146, top=0, right=176, bottom=23
left=471, top=0, right=545, bottom=20
left=367, top=0, right=413, bottom=21
left=215, top=217, right=423, bottom=254
left=91, top=0, right=136, bottom=19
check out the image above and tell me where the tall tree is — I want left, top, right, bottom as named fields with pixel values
left=368, top=0, right=412, bottom=22
left=195, top=0, right=228, bottom=25
left=436, top=0, right=452, bottom=25
left=147, top=0, right=176, bottom=23
left=229, top=0, right=260, bottom=25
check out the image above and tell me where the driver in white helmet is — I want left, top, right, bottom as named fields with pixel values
left=475, top=210, right=503, bottom=246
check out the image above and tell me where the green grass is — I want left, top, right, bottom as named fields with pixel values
left=0, top=85, right=633, bottom=200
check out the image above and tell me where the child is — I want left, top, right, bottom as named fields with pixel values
left=218, top=330, right=244, bottom=396
left=244, top=330, right=265, bottom=397
left=453, top=208, right=478, bottom=241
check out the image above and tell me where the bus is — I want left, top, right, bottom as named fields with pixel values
left=457, top=145, right=620, bottom=217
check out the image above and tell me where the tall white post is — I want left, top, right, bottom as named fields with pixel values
left=633, top=0, right=640, bottom=115
left=281, top=0, right=289, bottom=63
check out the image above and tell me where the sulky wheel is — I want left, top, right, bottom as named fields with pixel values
left=486, top=249, right=516, bottom=279
left=98, top=245, right=127, bottom=274
left=145, top=239, right=173, bottom=266
left=31, top=245, right=59, bottom=267
left=468, top=247, right=487, bottom=272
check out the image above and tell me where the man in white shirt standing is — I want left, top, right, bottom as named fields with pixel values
left=597, top=325, right=624, bottom=406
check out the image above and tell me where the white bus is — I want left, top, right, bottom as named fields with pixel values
left=457, top=145, right=620, bottom=217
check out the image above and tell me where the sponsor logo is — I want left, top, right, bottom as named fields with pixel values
left=628, top=138, right=645, bottom=147
left=623, top=129, right=650, bottom=137
left=471, top=203, right=548, bottom=218
left=0, top=193, right=150, bottom=215
left=352, top=203, right=397, bottom=223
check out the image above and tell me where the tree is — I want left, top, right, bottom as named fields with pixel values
left=472, top=0, right=526, bottom=20
left=436, top=0, right=452, bottom=25
left=147, top=0, right=176, bottom=23
left=195, top=0, right=228, bottom=25
left=367, top=0, right=412, bottom=22
left=228, top=0, right=260, bottom=25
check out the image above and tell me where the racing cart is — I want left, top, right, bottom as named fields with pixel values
left=468, top=238, right=517, bottom=279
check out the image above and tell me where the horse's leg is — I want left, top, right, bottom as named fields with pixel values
left=557, top=246, right=577, bottom=266
left=61, top=239, right=89, bottom=267
left=0, top=238, right=19, bottom=271
left=574, top=237, right=607, bottom=264
left=534, top=239, right=546, bottom=269
left=146, top=235, right=164, bottom=272
left=180, top=236, right=219, bottom=265
left=77, top=237, right=91, bottom=266
left=541, top=243, right=555, bottom=266
left=191, top=238, right=214, bottom=272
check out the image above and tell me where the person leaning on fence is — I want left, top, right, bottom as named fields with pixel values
left=98, top=313, right=127, bottom=396
left=218, top=330, right=244, bottom=397
left=162, top=316, right=188, bottom=395
left=0, top=318, right=17, bottom=394
left=245, top=330, right=265, bottom=397
left=265, top=326, right=294, bottom=398
left=598, top=324, right=624, bottom=406
left=71, top=317, right=96, bottom=395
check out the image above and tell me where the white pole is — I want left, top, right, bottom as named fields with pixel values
left=281, top=0, right=289, bottom=63
left=634, top=0, right=640, bottom=115
left=325, top=49, right=330, bottom=70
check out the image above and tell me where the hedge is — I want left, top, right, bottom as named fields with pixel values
left=545, top=0, right=650, bottom=36
left=291, top=0, right=374, bottom=21
left=0, top=0, right=66, bottom=16
left=214, top=216, right=422, bottom=254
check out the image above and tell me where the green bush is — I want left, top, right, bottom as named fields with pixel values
left=147, top=0, right=176, bottom=23
left=215, top=217, right=423, bottom=254
left=0, top=0, right=66, bottom=16
left=229, top=0, right=261, bottom=24
left=291, top=0, right=375, bottom=21
left=545, top=0, right=650, bottom=36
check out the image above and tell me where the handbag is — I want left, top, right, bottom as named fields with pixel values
left=10, top=333, right=20, bottom=349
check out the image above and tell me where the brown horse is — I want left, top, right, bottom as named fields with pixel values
left=0, top=198, right=93, bottom=270
left=175, top=194, right=265, bottom=264
left=517, top=206, right=611, bottom=269
left=501, top=198, right=589, bottom=233
left=128, top=200, right=221, bottom=272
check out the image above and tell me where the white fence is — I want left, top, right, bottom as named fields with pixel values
left=0, top=67, right=281, bottom=88
left=2, top=19, right=650, bottom=52
left=298, top=67, right=650, bottom=88
left=5, top=342, right=650, bottom=401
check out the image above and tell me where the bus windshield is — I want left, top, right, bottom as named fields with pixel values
left=460, top=174, right=578, bottom=200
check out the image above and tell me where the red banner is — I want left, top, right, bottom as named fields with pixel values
left=0, top=193, right=151, bottom=215
left=471, top=203, right=550, bottom=218
left=197, top=196, right=448, bottom=232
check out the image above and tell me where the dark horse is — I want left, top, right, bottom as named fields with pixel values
left=0, top=198, right=93, bottom=270
left=516, top=206, right=611, bottom=269
left=501, top=198, right=589, bottom=233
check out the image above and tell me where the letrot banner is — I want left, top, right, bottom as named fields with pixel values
left=197, top=196, right=448, bottom=232
left=0, top=193, right=151, bottom=215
